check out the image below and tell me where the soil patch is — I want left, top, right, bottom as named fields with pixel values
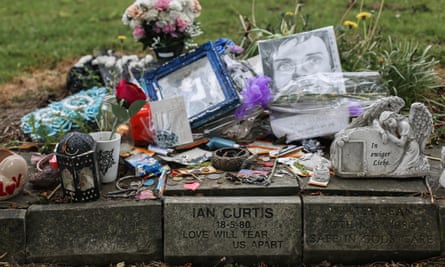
left=0, top=59, right=75, bottom=145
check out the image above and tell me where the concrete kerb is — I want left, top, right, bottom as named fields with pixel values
left=0, top=145, right=444, bottom=265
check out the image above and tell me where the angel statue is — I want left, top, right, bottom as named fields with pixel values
left=330, top=96, right=433, bottom=178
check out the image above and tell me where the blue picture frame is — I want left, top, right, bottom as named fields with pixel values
left=143, top=41, right=240, bottom=129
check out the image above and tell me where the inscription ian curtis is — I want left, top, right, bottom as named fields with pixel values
left=192, top=207, right=274, bottom=219
left=181, top=207, right=284, bottom=250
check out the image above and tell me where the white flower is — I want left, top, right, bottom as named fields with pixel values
left=92, top=55, right=116, bottom=68
left=145, top=9, right=159, bottom=21
left=169, top=0, right=182, bottom=11
left=74, top=55, right=93, bottom=67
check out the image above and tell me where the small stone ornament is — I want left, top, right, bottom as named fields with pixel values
left=331, top=96, right=433, bottom=178
left=0, top=148, right=28, bottom=200
left=55, top=131, right=101, bottom=202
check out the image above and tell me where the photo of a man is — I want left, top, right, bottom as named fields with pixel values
left=258, top=26, right=349, bottom=143
left=259, top=26, right=342, bottom=95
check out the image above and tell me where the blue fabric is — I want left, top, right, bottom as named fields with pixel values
left=213, top=38, right=235, bottom=55
left=21, top=87, right=108, bottom=141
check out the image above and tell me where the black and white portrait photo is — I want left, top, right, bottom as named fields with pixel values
left=258, top=26, right=349, bottom=143
left=258, top=26, right=343, bottom=97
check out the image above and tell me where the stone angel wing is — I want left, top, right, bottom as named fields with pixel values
left=409, top=102, right=433, bottom=153
left=345, top=96, right=405, bottom=129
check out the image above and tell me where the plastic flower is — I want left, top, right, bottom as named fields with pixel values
left=235, top=75, right=272, bottom=119
left=343, top=20, right=358, bottom=29
left=348, top=101, right=363, bottom=117
left=356, top=12, right=372, bottom=20
left=228, top=44, right=244, bottom=55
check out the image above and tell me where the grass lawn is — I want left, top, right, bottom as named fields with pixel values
left=0, top=0, right=444, bottom=85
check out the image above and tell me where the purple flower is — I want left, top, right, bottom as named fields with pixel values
left=228, top=44, right=244, bottom=55
left=235, top=75, right=272, bottom=119
left=348, top=101, right=363, bottom=117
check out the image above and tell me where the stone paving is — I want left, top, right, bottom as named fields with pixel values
left=1, top=144, right=444, bottom=266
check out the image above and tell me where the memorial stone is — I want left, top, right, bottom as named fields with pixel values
left=164, top=196, right=301, bottom=265
left=436, top=199, right=445, bottom=253
left=26, top=200, right=162, bottom=265
left=331, top=96, right=433, bottom=178
left=165, top=171, right=300, bottom=196
left=0, top=209, right=26, bottom=263
left=303, top=195, right=440, bottom=264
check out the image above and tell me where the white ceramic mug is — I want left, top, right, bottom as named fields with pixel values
left=89, top=131, right=121, bottom=183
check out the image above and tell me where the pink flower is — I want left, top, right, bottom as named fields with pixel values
left=176, top=18, right=190, bottom=32
left=133, top=25, right=145, bottom=39
left=125, top=3, right=144, bottom=19
left=193, top=0, right=201, bottom=13
left=155, top=0, right=171, bottom=10
left=162, top=24, right=176, bottom=34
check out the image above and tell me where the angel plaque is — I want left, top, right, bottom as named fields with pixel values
left=330, top=96, right=433, bottom=178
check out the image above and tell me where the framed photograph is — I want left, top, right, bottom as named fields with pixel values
left=258, top=26, right=343, bottom=96
left=143, top=42, right=240, bottom=129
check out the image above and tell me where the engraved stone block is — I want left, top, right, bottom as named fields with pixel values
left=26, top=200, right=162, bottom=265
left=164, top=196, right=301, bottom=265
left=0, top=209, right=26, bottom=263
left=304, top=196, right=440, bottom=265
left=331, top=97, right=432, bottom=178
left=436, top=199, right=445, bottom=253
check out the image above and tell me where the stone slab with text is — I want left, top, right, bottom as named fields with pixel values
left=0, top=209, right=26, bottom=263
left=26, top=201, right=162, bottom=265
left=164, top=196, right=301, bottom=265
left=303, top=196, right=440, bottom=265
left=331, top=96, right=433, bottom=178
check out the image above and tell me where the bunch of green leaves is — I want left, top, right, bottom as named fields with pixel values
left=379, top=37, right=440, bottom=107
left=109, top=99, right=146, bottom=139
left=335, top=0, right=384, bottom=72
left=238, top=0, right=309, bottom=59
left=334, top=0, right=440, bottom=108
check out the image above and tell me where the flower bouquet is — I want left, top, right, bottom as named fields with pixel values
left=122, top=0, right=202, bottom=57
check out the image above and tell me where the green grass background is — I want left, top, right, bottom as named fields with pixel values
left=1, top=0, right=444, bottom=84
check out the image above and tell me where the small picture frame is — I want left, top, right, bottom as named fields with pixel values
left=143, top=42, right=240, bottom=129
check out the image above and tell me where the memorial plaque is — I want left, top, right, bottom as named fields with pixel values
left=0, top=209, right=26, bottom=263
left=332, top=128, right=403, bottom=176
left=164, top=196, right=301, bottom=265
left=27, top=200, right=162, bottom=265
left=436, top=199, right=445, bottom=253
left=304, top=196, right=440, bottom=265
left=331, top=96, right=433, bottom=178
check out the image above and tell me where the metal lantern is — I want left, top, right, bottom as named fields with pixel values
left=55, top=131, right=100, bottom=202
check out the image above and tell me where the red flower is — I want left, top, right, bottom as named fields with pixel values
left=115, top=78, right=147, bottom=107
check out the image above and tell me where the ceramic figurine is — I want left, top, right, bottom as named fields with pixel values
left=0, top=148, right=28, bottom=200
left=331, top=96, right=433, bottom=178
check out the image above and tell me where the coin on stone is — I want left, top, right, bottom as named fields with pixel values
left=207, top=173, right=221, bottom=180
